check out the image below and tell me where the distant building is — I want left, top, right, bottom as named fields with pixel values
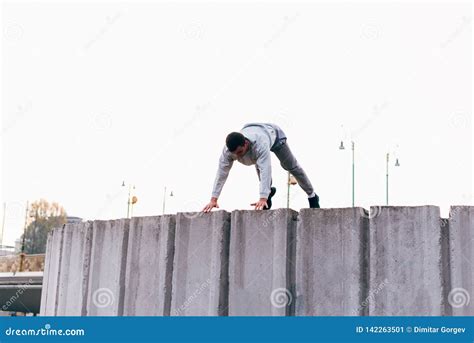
left=0, top=245, right=15, bottom=256
left=67, top=216, right=82, bottom=224
left=14, top=239, right=22, bottom=254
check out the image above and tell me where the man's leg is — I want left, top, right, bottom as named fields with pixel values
left=273, top=142, right=320, bottom=208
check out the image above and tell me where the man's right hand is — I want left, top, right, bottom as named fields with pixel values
left=202, top=197, right=219, bottom=213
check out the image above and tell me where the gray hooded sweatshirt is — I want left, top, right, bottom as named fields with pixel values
left=211, top=123, right=286, bottom=199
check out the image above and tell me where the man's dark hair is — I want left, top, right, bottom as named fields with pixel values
left=226, top=132, right=246, bottom=152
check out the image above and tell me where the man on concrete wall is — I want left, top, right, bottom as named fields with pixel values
left=202, top=123, right=320, bottom=212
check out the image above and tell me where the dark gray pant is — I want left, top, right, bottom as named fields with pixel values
left=256, top=141, right=315, bottom=196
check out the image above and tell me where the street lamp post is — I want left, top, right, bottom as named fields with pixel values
left=351, top=141, right=355, bottom=207
left=287, top=172, right=297, bottom=209
left=386, top=152, right=400, bottom=205
left=130, top=195, right=138, bottom=218
left=19, top=201, right=30, bottom=272
left=162, top=187, right=174, bottom=215
left=339, top=140, right=355, bottom=207
left=122, top=181, right=136, bottom=219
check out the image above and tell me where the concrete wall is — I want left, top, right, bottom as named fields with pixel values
left=123, top=215, right=175, bottom=316
left=448, top=206, right=473, bottom=316
left=369, top=206, right=444, bottom=315
left=86, top=219, right=129, bottom=316
left=229, top=209, right=297, bottom=316
left=40, top=225, right=64, bottom=316
left=56, top=221, right=93, bottom=316
left=171, top=211, right=230, bottom=316
left=40, top=206, right=474, bottom=317
left=296, top=208, right=369, bottom=316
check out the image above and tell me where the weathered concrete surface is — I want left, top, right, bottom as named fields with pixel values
left=448, top=206, right=474, bottom=316
left=171, top=211, right=230, bottom=316
left=439, top=217, right=452, bottom=316
left=40, top=225, right=64, bottom=316
left=86, top=219, right=129, bottom=316
left=56, top=221, right=93, bottom=316
left=229, top=209, right=298, bottom=316
left=40, top=206, right=473, bottom=317
left=369, top=206, right=444, bottom=315
left=295, top=208, right=369, bottom=316
left=123, top=215, right=175, bottom=316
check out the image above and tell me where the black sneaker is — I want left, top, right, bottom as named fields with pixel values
left=265, top=187, right=277, bottom=210
left=308, top=194, right=320, bottom=208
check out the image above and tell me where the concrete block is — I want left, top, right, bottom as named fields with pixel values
left=439, top=217, right=452, bottom=316
left=39, top=229, right=54, bottom=315
left=56, top=221, right=93, bottom=316
left=229, top=209, right=298, bottom=316
left=295, top=208, right=369, bottom=316
left=171, top=211, right=230, bottom=316
left=39, top=225, right=65, bottom=316
left=448, top=206, right=474, bottom=316
left=123, top=215, right=176, bottom=316
left=86, top=219, right=129, bottom=316
left=369, top=206, right=444, bottom=315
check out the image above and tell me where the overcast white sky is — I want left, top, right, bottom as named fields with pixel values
left=1, top=1, right=472, bottom=246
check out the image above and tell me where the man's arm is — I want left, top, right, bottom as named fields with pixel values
left=211, top=148, right=234, bottom=198
left=255, top=145, right=272, bottom=200
left=203, top=148, right=234, bottom=212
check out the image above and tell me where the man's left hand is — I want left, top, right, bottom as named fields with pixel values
left=250, top=198, right=268, bottom=210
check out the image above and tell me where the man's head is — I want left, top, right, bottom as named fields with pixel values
left=226, top=132, right=249, bottom=157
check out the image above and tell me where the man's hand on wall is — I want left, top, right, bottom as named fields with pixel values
left=251, top=198, right=268, bottom=210
left=202, top=197, right=219, bottom=213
